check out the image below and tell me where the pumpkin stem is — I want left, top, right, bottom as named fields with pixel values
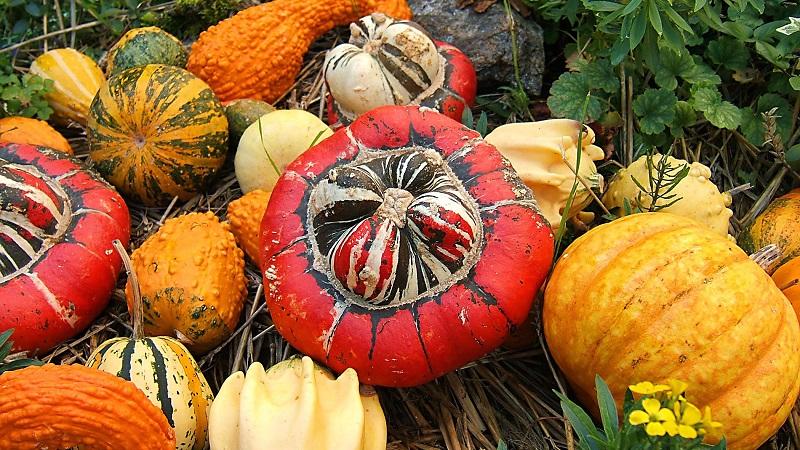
left=112, top=239, right=144, bottom=340
left=751, top=244, right=782, bottom=274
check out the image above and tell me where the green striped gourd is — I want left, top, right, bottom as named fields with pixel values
left=29, top=48, right=106, bottom=126
left=87, top=64, right=228, bottom=206
left=87, top=336, right=213, bottom=450
left=106, top=27, right=188, bottom=77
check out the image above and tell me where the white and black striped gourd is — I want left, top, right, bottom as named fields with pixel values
left=86, top=336, right=213, bottom=450
left=324, top=13, right=463, bottom=124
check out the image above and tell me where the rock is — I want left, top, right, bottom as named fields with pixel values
left=408, top=0, right=545, bottom=95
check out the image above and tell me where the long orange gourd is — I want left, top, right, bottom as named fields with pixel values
left=0, top=364, right=175, bottom=449
left=187, top=0, right=412, bottom=103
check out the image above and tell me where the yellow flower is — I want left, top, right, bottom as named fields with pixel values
left=629, top=381, right=670, bottom=396
left=665, top=401, right=703, bottom=439
left=629, top=398, right=677, bottom=437
left=699, top=406, right=723, bottom=436
left=665, top=379, right=689, bottom=401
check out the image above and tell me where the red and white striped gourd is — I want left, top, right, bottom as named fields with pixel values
left=0, top=143, right=130, bottom=354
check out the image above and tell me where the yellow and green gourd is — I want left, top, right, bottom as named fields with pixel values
left=86, top=241, right=214, bottom=450
left=106, top=27, right=188, bottom=76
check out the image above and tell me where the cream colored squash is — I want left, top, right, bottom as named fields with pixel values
left=234, top=110, right=333, bottom=193
left=602, top=153, right=733, bottom=236
left=209, top=356, right=386, bottom=450
left=484, top=119, right=604, bottom=229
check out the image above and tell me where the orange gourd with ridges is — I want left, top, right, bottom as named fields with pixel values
left=0, top=364, right=175, bottom=449
left=227, top=189, right=271, bottom=265
left=187, top=0, right=411, bottom=103
left=544, top=213, right=800, bottom=450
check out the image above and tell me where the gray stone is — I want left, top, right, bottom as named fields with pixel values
left=408, top=0, right=545, bottom=95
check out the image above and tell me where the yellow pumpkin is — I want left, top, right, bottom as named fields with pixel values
left=127, top=212, right=247, bottom=354
left=543, top=212, right=800, bottom=450
left=29, top=48, right=105, bottom=126
left=209, top=356, right=386, bottom=450
left=0, top=117, right=72, bottom=154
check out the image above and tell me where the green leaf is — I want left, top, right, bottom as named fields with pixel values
left=682, top=57, right=722, bottom=85
left=785, top=144, right=800, bottom=171
left=496, top=440, right=509, bottom=450
left=705, top=101, right=742, bottom=129
left=647, top=0, right=662, bottom=34
left=585, top=1, right=624, bottom=12
left=595, top=375, right=619, bottom=442
left=461, top=107, right=474, bottom=128
left=740, top=107, right=762, bottom=145
left=757, top=93, right=794, bottom=142
left=633, top=88, right=677, bottom=134
left=661, top=4, right=693, bottom=34
left=659, top=18, right=685, bottom=52
left=790, top=76, right=800, bottom=91
left=547, top=72, right=605, bottom=122
left=610, top=38, right=629, bottom=65
left=693, top=0, right=707, bottom=11
left=554, top=390, right=605, bottom=450
left=707, top=36, right=750, bottom=70
left=24, top=1, right=43, bottom=17
left=723, top=21, right=755, bottom=41
left=630, top=10, right=648, bottom=50
left=670, top=101, right=697, bottom=137
left=0, top=358, right=43, bottom=375
left=756, top=40, right=789, bottom=69
left=476, top=112, right=488, bottom=137
left=582, top=58, right=618, bottom=93
left=690, top=86, right=722, bottom=111
left=620, top=0, right=644, bottom=16
left=654, top=49, right=693, bottom=90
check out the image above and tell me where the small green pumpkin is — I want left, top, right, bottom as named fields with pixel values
left=224, top=99, right=276, bottom=144
left=106, top=27, right=188, bottom=76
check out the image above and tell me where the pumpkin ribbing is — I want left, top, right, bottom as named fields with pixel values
left=0, top=364, right=175, bottom=449
left=543, top=213, right=800, bottom=450
left=187, top=0, right=411, bottom=103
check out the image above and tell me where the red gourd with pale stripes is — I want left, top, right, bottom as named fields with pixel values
left=261, top=105, right=554, bottom=387
left=0, top=143, right=130, bottom=354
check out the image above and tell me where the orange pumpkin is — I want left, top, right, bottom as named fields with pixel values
left=227, top=189, right=271, bottom=265
left=544, top=212, right=800, bottom=450
left=773, top=257, right=800, bottom=321
left=0, top=117, right=72, bottom=154
left=739, top=189, right=800, bottom=267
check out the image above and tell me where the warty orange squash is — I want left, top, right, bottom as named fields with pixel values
left=0, top=117, right=72, bottom=154
left=187, top=0, right=411, bottom=103
left=544, top=212, right=800, bottom=450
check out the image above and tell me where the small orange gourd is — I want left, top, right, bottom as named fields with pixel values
left=127, top=211, right=247, bottom=354
left=739, top=188, right=800, bottom=267
left=0, top=363, right=175, bottom=449
left=227, top=189, right=271, bottom=265
left=773, top=257, right=800, bottom=320
left=0, top=117, right=72, bottom=154
left=187, top=0, right=411, bottom=102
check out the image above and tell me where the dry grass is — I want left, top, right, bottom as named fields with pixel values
left=4, top=10, right=800, bottom=450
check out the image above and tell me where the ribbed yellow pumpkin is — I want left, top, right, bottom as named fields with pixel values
left=543, top=213, right=800, bottom=450
left=29, top=48, right=105, bottom=126
left=87, top=64, right=228, bottom=206
left=86, top=336, right=213, bottom=450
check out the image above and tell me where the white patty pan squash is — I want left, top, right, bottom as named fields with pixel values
left=208, top=356, right=387, bottom=450
left=234, top=110, right=333, bottom=193
left=603, top=153, right=733, bottom=236
left=484, top=119, right=605, bottom=229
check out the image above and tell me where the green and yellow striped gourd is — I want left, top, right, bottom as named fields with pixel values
left=87, top=336, right=213, bottom=450
left=87, top=64, right=228, bottom=206
left=106, top=27, right=188, bottom=76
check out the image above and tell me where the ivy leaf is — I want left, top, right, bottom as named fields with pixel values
left=704, top=101, right=741, bottom=130
left=707, top=37, right=750, bottom=70
left=670, top=101, right=697, bottom=137
left=547, top=72, right=604, bottom=122
left=633, top=88, right=677, bottom=134
left=581, top=58, right=618, bottom=93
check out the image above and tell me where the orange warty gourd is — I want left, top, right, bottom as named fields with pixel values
left=0, top=117, right=73, bottom=154
left=127, top=211, right=247, bottom=354
left=544, top=213, right=800, bottom=450
left=0, top=364, right=175, bottom=449
left=227, top=189, right=271, bottom=265
left=187, top=0, right=412, bottom=103
left=739, top=188, right=800, bottom=267
left=773, top=257, right=800, bottom=321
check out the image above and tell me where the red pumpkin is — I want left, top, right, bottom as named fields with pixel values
left=324, top=14, right=477, bottom=128
left=261, top=105, right=553, bottom=387
left=0, top=143, right=130, bottom=354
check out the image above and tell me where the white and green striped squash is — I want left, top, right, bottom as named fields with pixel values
left=87, top=336, right=213, bottom=450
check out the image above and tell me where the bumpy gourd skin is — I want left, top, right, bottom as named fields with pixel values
left=227, top=189, right=272, bottom=265
left=0, top=364, right=175, bottom=450
left=127, top=211, right=247, bottom=354
left=187, top=0, right=412, bottom=102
